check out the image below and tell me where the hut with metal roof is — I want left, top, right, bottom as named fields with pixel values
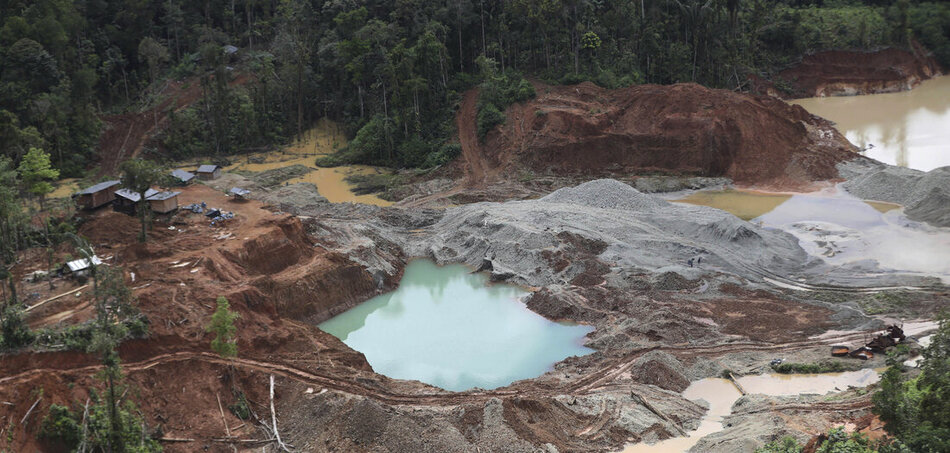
left=147, top=191, right=181, bottom=213
left=196, top=164, right=221, bottom=180
left=229, top=187, right=251, bottom=200
left=62, top=256, right=102, bottom=277
left=170, top=169, right=195, bottom=185
left=75, top=180, right=120, bottom=210
left=114, top=188, right=159, bottom=214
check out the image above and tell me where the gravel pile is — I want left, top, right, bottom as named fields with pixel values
left=905, top=187, right=950, bottom=227
left=839, top=160, right=950, bottom=227
left=412, top=178, right=920, bottom=289
left=540, top=179, right=666, bottom=211
left=632, top=176, right=731, bottom=193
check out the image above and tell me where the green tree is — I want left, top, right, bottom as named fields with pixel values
left=17, top=147, right=59, bottom=209
left=0, top=156, right=25, bottom=305
left=207, top=296, right=240, bottom=359
left=137, top=37, right=169, bottom=86
left=873, top=315, right=950, bottom=452
left=119, top=159, right=164, bottom=243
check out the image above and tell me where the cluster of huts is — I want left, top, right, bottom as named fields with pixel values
left=74, top=165, right=222, bottom=214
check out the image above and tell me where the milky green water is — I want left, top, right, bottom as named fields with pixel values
left=319, top=259, right=594, bottom=391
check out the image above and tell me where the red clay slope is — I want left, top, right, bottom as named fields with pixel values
left=472, top=81, right=858, bottom=189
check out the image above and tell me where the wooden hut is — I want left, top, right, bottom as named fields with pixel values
left=229, top=187, right=251, bottom=200
left=147, top=191, right=181, bottom=214
left=75, top=180, right=120, bottom=210
left=196, top=164, right=221, bottom=180
left=62, top=256, right=102, bottom=278
left=114, top=188, right=159, bottom=215
left=170, top=169, right=195, bottom=185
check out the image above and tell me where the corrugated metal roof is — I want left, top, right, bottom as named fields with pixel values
left=115, top=188, right=159, bottom=202
left=66, top=256, right=101, bottom=272
left=171, top=169, right=195, bottom=181
left=77, top=180, right=120, bottom=195
left=230, top=187, right=251, bottom=196
left=147, top=191, right=180, bottom=201
left=197, top=164, right=219, bottom=173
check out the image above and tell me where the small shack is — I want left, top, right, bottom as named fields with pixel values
left=196, top=164, right=221, bottom=180
left=170, top=169, right=195, bottom=185
left=114, top=188, right=159, bottom=214
left=75, top=180, right=120, bottom=210
left=63, top=256, right=102, bottom=278
left=229, top=187, right=251, bottom=200
left=147, top=191, right=181, bottom=214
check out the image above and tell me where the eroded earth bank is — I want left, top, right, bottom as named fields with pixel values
left=3, top=79, right=949, bottom=453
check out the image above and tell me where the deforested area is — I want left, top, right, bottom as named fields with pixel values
left=1, top=1, right=949, bottom=452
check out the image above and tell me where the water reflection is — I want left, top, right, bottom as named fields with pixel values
left=792, top=76, right=950, bottom=171
left=673, top=187, right=950, bottom=283
left=319, top=259, right=594, bottom=391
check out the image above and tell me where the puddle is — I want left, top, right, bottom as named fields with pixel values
left=621, top=379, right=741, bottom=453
left=674, top=187, right=950, bottom=283
left=184, top=119, right=393, bottom=206
left=621, top=369, right=881, bottom=453
left=674, top=189, right=792, bottom=221
left=792, top=76, right=950, bottom=171
left=318, top=259, right=594, bottom=391
left=736, top=368, right=879, bottom=396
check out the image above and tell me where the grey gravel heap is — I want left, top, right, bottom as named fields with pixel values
left=840, top=159, right=950, bottom=227
left=414, top=179, right=926, bottom=289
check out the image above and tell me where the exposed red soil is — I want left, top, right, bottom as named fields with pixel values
left=2, top=185, right=384, bottom=452
left=97, top=74, right=253, bottom=174
left=753, top=46, right=942, bottom=99
left=0, top=184, right=910, bottom=451
left=457, top=81, right=857, bottom=190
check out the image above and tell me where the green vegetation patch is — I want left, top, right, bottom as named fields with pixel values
left=771, top=360, right=861, bottom=374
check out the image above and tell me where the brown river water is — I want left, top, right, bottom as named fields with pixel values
left=792, top=76, right=950, bottom=171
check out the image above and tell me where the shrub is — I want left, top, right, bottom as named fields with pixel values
left=771, top=361, right=857, bottom=374
left=229, top=391, right=251, bottom=420
left=1, top=305, right=34, bottom=350
left=422, top=143, right=461, bottom=168
left=476, top=102, right=505, bottom=139
left=39, top=404, right=81, bottom=449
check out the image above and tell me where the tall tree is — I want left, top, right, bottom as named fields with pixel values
left=17, top=147, right=59, bottom=209
left=120, top=158, right=164, bottom=243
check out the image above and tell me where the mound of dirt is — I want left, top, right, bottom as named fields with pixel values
left=467, top=82, right=856, bottom=189
left=839, top=160, right=950, bottom=227
left=905, top=187, right=950, bottom=227
left=761, top=47, right=941, bottom=99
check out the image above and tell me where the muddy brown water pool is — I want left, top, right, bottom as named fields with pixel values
left=792, top=76, right=950, bottom=171
left=179, top=119, right=393, bottom=206
left=620, top=369, right=882, bottom=453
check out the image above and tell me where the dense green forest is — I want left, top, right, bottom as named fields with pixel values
left=2, top=0, right=949, bottom=174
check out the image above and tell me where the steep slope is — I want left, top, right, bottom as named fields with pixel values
left=464, top=82, right=857, bottom=189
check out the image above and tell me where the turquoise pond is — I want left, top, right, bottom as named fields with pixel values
left=319, top=259, right=594, bottom=391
